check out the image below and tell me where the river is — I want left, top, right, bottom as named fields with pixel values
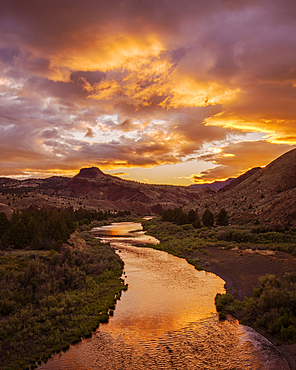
left=38, top=221, right=289, bottom=369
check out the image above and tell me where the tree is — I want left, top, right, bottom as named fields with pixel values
left=176, top=210, right=188, bottom=225
left=216, top=208, right=229, bottom=226
left=187, top=209, right=197, bottom=223
left=202, top=209, right=214, bottom=227
left=30, top=235, right=41, bottom=249
left=192, top=219, right=202, bottom=229
left=0, top=212, right=9, bottom=238
left=191, top=209, right=202, bottom=228
left=3, top=219, right=27, bottom=248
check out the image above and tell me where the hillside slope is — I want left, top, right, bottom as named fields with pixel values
left=185, top=148, right=296, bottom=225
left=0, top=167, right=207, bottom=215
left=1, top=148, right=295, bottom=222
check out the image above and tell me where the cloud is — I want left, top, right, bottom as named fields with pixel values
left=0, top=0, right=295, bottom=182
left=0, top=47, right=20, bottom=64
left=84, top=128, right=94, bottom=138
left=113, top=172, right=129, bottom=177
left=191, top=141, right=296, bottom=183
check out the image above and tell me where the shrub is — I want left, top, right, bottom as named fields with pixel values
left=192, top=219, right=202, bottom=228
left=219, top=311, right=227, bottom=320
left=215, top=293, right=234, bottom=312
left=99, top=313, right=109, bottom=323
left=181, top=224, right=194, bottom=230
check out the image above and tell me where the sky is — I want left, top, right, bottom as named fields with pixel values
left=0, top=0, right=295, bottom=185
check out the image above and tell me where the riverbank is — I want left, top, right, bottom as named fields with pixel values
left=205, top=245, right=296, bottom=300
left=207, top=246, right=296, bottom=370
left=141, top=218, right=296, bottom=370
left=0, top=233, right=126, bottom=370
left=205, top=246, right=296, bottom=370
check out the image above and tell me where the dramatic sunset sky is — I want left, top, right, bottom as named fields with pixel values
left=0, top=0, right=295, bottom=185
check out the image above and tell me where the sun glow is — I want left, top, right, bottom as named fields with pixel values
left=1, top=0, right=295, bottom=184
left=49, top=34, right=164, bottom=81
left=163, top=80, right=239, bottom=108
left=204, top=114, right=270, bottom=132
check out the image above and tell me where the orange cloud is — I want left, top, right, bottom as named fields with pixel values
left=1, top=0, right=296, bottom=184
left=205, top=114, right=296, bottom=144
left=161, top=77, right=239, bottom=109
left=87, top=52, right=240, bottom=111
left=191, top=141, right=296, bottom=183
left=48, top=34, right=165, bottom=81
left=114, top=172, right=129, bottom=176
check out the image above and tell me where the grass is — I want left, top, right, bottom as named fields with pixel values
left=0, top=234, right=127, bottom=370
left=142, top=217, right=296, bottom=261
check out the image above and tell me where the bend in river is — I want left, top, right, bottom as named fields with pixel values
left=38, top=221, right=290, bottom=370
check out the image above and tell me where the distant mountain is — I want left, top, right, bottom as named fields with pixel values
left=185, top=148, right=296, bottom=225
left=65, top=167, right=212, bottom=214
left=190, top=178, right=234, bottom=190
left=0, top=167, right=209, bottom=215
left=1, top=147, right=296, bottom=223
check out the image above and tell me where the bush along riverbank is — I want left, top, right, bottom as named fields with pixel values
left=142, top=217, right=296, bottom=348
left=215, top=272, right=296, bottom=343
left=0, top=232, right=127, bottom=370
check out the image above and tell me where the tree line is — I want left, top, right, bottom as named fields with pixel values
left=0, top=208, right=131, bottom=251
left=162, top=207, right=229, bottom=227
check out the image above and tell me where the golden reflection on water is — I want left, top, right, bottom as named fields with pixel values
left=38, top=222, right=290, bottom=370
left=104, top=243, right=225, bottom=342
left=92, top=222, right=144, bottom=237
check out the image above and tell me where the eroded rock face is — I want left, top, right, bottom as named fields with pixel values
left=76, top=167, right=105, bottom=179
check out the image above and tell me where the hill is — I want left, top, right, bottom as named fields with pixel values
left=0, top=167, right=210, bottom=216
left=185, top=148, right=296, bottom=225
left=1, top=148, right=295, bottom=223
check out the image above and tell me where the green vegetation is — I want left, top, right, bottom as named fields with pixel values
left=0, top=208, right=131, bottom=251
left=216, top=273, right=296, bottom=344
left=143, top=216, right=296, bottom=261
left=142, top=217, right=214, bottom=270
left=0, top=208, right=129, bottom=370
left=216, top=208, right=229, bottom=226
left=0, top=240, right=126, bottom=370
left=162, top=207, right=229, bottom=228
left=142, top=216, right=296, bottom=345
left=202, top=209, right=214, bottom=227
left=215, top=293, right=235, bottom=320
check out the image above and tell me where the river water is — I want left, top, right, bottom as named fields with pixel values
left=39, top=221, right=289, bottom=370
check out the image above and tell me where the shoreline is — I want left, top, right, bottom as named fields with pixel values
left=141, top=237, right=296, bottom=369
left=205, top=246, right=296, bottom=370
left=145, top=218, right=296, bottom=369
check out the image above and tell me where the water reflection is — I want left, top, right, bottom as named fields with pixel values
left=92, top=222, right=145, bottom=238
left=102, top=243, right=225, bottom=340
left=38, top=222, right=290, bottom=370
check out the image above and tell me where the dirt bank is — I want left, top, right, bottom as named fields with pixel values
left=206, top=246, right=296, bottom=370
